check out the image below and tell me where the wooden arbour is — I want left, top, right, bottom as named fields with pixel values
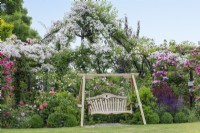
left=78, top=73, right=146, bottom=127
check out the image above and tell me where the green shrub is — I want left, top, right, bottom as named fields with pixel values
left=160, top=112, right=173, bottom=124
left=35, top=91, right=80, bottom=126
left=183, top=108, right=199, bottom=122
left=47, top=113, right=63, bottom=128
left=148, top=112, right=160, bottom=124
left=195, top=99, right=200, bottom=118
left=54, top=91, right=80, bottom=116
left=174, top=112, right=187, bottom=123
left=132, top=106, right=160, bottom=124
left=64, top=114, right=78, bottom=127
left=132, top=86, right=159, bottom=124
left=29, top=114, right=44, bottom=128
left=134, top=86, right=157, bottom=108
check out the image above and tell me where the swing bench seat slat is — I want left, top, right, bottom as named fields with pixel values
left=87, top=93, right=132, bottom=115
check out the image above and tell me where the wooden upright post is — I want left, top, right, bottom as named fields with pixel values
left=80, top=75, right=86, bottom=127
left=131, top=74, right=146, bottom=125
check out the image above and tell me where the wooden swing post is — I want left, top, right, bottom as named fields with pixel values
left=80, top=75, right=86, bottom=127
left=131, top=74, right=146, bottom=125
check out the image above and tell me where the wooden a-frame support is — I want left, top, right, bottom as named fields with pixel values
left=78, top=73, right=146, bottom=127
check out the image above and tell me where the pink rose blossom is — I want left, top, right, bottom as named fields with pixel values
left=43, top=102, right=48, bottom=107
left=19, top=100, right=24, bottom=106
left=196, top=97, right=200, bottom=101
left=39, top=105, right=43, bottom=110
left=5, top=112, right=10, bottom=116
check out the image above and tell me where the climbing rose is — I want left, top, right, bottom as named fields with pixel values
left=196, top=97, right=200, bottom=101
left=19, top=100, right=24, bottom=106
left=49, top=91, right=56, bottom=94
left=195, top=64, right=200, bottom=75
left=43, top=102, right=48, bottom=107
left=5, top=112, right=10, bottom=116
left=39, top=105, right=43, bottom=110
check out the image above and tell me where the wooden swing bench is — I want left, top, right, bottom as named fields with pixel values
left=78, top=73, right=146, bottom=126
left=87, top=93, right=132, bottom=115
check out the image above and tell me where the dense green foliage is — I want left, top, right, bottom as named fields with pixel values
left=29, top=114, right=44, bottom=128
left=132, top=86, right=159, bottom=124
left=47, top=113, right=63, bottom=128
left=160, top=112, right=173, bottom=124
left=0, top=18, right=13, bottom=40
left=64, top=114, right=78, bottom=127
left=174, top=112, right=188, bottom=123
left=47, top=113, right=78, bottom=128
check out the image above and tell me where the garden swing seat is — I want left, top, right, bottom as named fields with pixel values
left=87, top=93, right=132, bottom=115
left=78, top=73, right=146, bottom=126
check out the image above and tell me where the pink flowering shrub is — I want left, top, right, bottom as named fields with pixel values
left=0, top=51, right=16, bottom=127
left=151, top=49, right=181, bottom=85
left=0, top=51, right=15, bottom=101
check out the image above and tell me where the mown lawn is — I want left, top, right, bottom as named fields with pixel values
left=1, top=122, right=200, bottom=133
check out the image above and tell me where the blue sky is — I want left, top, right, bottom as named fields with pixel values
left=23, top=0, right=200, bottom=45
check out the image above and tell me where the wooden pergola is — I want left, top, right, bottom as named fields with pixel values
left=78, top=73, right=146, bottom=127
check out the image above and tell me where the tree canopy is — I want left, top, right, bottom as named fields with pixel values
left=0, top=0, right=40, bottom=41
left=0, top=18, right=13, bottom=41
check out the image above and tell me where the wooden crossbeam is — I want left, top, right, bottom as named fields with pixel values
left=78, top=73, right=138, bottom=79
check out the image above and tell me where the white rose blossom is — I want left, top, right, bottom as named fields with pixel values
left=0, top=35, right=56, bottom=63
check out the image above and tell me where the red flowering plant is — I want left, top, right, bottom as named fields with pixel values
left=33, top=90, right=57, bottom=124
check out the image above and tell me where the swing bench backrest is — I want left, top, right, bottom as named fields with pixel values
left=87, top=93, right=132, bottom=115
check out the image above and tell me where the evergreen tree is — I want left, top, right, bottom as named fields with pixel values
left=0, top=0, right=40, bottom=41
